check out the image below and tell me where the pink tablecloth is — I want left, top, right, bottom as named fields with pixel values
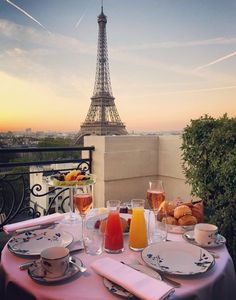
left=1, top=227, right=236, bottom=300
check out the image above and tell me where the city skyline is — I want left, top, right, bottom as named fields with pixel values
left=0, top=0, right=236, bottom=133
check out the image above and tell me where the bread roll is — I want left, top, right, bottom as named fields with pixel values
left=166, top=202, right=175, bottom=216
left=191, top=203, right=204, bottom=223
left=162, top=216, right=178, bottom=225
left=174, top=205, right=192, bottom=219
left=178, top=215, right=197, bottom=226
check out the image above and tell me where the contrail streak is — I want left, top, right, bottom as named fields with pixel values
left=75, top=0, right=95, bottom=29
left=194, top=50, right=236, bottom=71
left=6, top=0, right=50, bottom=34
left=75, top=9, right=87, bottom=29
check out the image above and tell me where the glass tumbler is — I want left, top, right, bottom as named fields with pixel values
left=129, top=199, right=148, bottom=251
left=104, top=200, right=124, bottom=253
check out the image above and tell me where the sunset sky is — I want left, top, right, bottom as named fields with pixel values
left=0, top=0, right=236, bottom=133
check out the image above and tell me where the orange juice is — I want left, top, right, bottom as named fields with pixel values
left=129, top=207, right=148, bottom=251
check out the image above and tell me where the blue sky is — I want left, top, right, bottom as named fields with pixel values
left=0, top=0, right=235, bottom=132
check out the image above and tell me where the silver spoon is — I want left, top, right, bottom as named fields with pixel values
left=69, top=256, right=87, bottom=273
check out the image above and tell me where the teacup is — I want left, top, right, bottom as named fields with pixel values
left=194, top=223, right=218, bottom=246
left=40, top=246, right=69, bottom=277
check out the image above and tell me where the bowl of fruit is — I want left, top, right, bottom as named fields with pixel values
left=48, top=170, right=96, bottom=187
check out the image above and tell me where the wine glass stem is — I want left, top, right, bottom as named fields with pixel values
left=81, top=215, right=86, bottom=243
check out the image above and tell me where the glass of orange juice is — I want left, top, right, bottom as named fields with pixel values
left=129, top=199, right=148, bottom=251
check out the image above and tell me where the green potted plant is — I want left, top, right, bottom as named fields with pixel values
left=181, top=114, right=236, bottom=266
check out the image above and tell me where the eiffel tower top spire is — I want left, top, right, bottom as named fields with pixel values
left=75, top=4, right=128, bottom=143
left=93, top=2, right=112, bottom=97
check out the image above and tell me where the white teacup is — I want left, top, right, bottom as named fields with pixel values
left=194, top=223, right=218, bottom=246
left=40, top=246, right=69, bottom=277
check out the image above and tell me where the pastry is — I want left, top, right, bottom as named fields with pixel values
left=162, top=216, right=178, bottom=225
left=178, top=215, right=197, bottom=226
left=174, top=205, right=192, bottom=219
left=191, top=203, right=204, bottom=223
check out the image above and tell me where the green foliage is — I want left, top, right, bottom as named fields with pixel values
left=181, top=114, right=236, bottom=266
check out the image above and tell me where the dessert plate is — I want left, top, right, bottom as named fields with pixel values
left=28, top=256, right=82, bottom=284
left=183, top=230, right=226, bottom=248
left=8, top=229, right=73, bottom=257
left=86, top=213, right=131, bottom=235
left=142, top=241, right=215, bottom=276
left=103, top=278, right=137, bottom=299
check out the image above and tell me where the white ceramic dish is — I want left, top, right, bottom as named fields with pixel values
left=183, top=230, right=226, bottom=248
left=28, top=256, right=82, bottom=284
left=161, top=221, right=195, bottom=234
left=103, top=278, right=135, bottom=299
left=86, top=213, right=132, bottom=234
left=142, top=241, right=215, bottom=276
left=8, top=229, right=73, bottom=257
left=47, top=174, right=96, bottom=187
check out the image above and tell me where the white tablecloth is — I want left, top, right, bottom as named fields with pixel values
left=1, top=217, right=236, bottom=300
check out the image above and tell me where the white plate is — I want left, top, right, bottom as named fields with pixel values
left=103, top=278, right=136, bottom=299
left=47, top=174, right=96, bottom=187
left=86, top=213, right=132, bottom=234
left=142, top=241, right=215, bottom=275
left=161, top=221, right=195, bottom=234
left=28, top=256, right=82, bottom=284
left=183, top=230, right=226, bottom=248
left=8, top=229, right=73, bottom=257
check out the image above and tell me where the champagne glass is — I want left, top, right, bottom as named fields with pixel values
left=147, top=180, right=165, bottom=215
left=147, top=180, right=168, bottom=241
left=73, top=184, right=94, bottom=243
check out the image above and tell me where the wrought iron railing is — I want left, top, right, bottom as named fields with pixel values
left=0, top=146, right=95, bottom=229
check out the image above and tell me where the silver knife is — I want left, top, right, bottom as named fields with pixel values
left=121, top=262, right=181, bottom=288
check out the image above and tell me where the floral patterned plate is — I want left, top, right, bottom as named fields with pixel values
left=8, top=229, right=73, bottom=257
left=142, top=241, right=215, bottom=276
left=183, top=230, right=226, bottom=248
left=103, top=278, right=137, bottom=299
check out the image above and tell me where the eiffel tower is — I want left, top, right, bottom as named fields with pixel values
left=75, top=5, right=127, bottom=143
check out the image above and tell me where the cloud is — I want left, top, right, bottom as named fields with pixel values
left=0, top=19, right=95, bottom=55
left=114, top=37, right=236, bottom=51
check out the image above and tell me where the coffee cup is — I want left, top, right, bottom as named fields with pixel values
left=194, top=223, right=218, bottom=246
left=40, top=246, right=70, bottom=277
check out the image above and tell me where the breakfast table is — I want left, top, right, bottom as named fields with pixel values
left=0, top=212, right=236, bottom=300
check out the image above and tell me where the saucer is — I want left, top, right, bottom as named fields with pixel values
left=103, top=278, right=137, bottom=299
left=28, top=256, right=82, bottom=284
left=183, top=230, right=226, bottom=248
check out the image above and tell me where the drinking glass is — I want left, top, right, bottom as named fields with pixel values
left=129, top=199, right=148, bottom=251
left=104, top=200, right=124, bottom=253
left=147, top=180, right=165, bottom=217
left=73, top=184, right=94, bottom=243
left=147, top=180, right=168, bottom=241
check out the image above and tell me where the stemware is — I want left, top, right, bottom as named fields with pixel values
left=73, top=184, right=94, bottom=243
left=147, top=179, right=168, bottom=241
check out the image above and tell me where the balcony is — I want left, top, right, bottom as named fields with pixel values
left=0, top=135, right=191, bottom=228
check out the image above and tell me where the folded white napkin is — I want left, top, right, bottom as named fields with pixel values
left=3, top=213, right=64, bottom=234
left=91, top=257, right=175, bottom=300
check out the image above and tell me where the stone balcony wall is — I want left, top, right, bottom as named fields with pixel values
left=84, top=135, right=192, bottom=208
